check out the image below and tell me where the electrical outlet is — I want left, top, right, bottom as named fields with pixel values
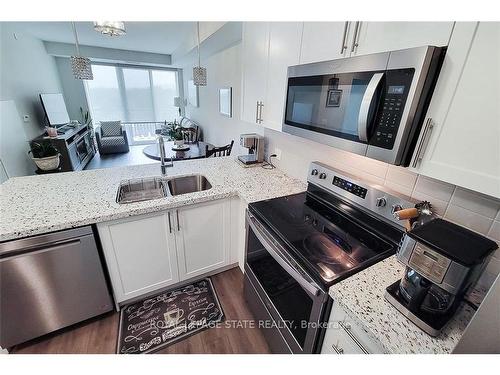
left=274, top=148, right=282, bottom=160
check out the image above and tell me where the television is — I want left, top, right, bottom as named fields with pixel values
left=40, top=93, right=70, bottom=126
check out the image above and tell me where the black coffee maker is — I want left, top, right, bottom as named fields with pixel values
left=385, top=218, right=497, bottom=336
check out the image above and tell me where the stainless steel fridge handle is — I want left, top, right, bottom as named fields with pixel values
left=358, top=72, right=384, bottom=142
left=247, top=212, right=321, bottom=297
left=255, top=101, right=260, bottom=123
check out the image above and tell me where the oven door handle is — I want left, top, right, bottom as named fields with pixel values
left=247, top=212, right=322, bottom=297
left=357, top=72, right=384, bottom=142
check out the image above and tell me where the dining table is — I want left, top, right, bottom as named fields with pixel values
left=143, top=140, right=214, bottom=161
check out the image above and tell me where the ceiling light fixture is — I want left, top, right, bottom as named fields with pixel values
left=193, top=22, right=207, bottom=86
left=70, top=22, right=93, bottom=80
left=93, top=21, right=126, bottom=37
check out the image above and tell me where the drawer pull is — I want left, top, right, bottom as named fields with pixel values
left=339, top=321, right=369, bottom=354
left=332, top=341, right=344, bottom=354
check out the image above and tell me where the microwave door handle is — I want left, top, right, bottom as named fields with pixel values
left=246, top=212, right=321, bottom=297
left=357, top=72, right=384, bottom=142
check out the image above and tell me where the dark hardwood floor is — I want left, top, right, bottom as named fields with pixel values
left=12, top=268, right=271, bottom=354
left=85, top=145, right=156, bottom=170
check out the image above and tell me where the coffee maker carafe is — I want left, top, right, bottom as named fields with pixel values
left=385, top=218, right=497, bottom=336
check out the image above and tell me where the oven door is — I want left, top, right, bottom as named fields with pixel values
left=244, top=210, right=328, bottom=354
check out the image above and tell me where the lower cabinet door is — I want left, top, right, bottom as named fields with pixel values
left=174, top=199, right=231, bottom=280
left=97, top=212, right=179, bottom=303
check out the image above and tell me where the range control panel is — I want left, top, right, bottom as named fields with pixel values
left=308, top=162, right=416, bottom=230
left=333, top=176, right=367, bottom=199
left=370, top=68, right=414, bottom=150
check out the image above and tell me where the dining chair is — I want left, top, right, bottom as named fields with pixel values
left=205, top=140, right=234, bottom=158
left=181, top=127, right=199, bottom=143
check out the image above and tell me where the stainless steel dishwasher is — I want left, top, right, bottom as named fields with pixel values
left=0, top=226, right=113, bottom=348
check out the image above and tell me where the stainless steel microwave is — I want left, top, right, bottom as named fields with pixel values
left=283, top=46, right=445, bottom=165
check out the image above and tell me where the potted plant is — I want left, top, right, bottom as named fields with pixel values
left=168, top=125, right=184, bottom=147
left=29, top=140, right=60, bottom=171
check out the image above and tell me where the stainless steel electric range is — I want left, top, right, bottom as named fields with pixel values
left=244, top=161, right=415, bottom=353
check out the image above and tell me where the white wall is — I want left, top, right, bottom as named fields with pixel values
left=0, top=23, right=64, bottom=140
left=182, top=43, right=263, bottom=156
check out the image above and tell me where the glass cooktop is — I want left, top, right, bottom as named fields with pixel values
left=249, top=190, right=401, bottom=286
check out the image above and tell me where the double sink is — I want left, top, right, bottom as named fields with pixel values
left=116, top=174, right=212, bottom=204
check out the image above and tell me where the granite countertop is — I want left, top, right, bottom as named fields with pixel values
left=329, top=256, right=476, bottom=354
left=0, top=157, right=306, bottom=242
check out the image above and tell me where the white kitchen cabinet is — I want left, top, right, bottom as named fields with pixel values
left=174, top=199, right=231, bottom=280
left=241, top=22, right=302, bottom=131
left=300, top=22, right=350, bottom=63
left=265, top=22, right=303, bottom=130
left=410, top=22, right=500, bottom=198
left=321, top=301, right=384, bottom=354
left=241, top=22, right=269, bottom=125
left=98, top=199, right=235, bottom=305
left=97, top=212, right=179, bottom=304
left=352, top=22, right=454, bottom=56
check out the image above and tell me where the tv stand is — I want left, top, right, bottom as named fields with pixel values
left=30, top=123, right=95, bottom=172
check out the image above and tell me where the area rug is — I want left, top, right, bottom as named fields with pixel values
left=117, top=278, right=224, bottom=354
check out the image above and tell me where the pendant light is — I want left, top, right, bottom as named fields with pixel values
left=70, top=22, right=93, bottom=80
left=93, top=21, right=126, bottom=37
left=192, top=22, right=207, bottom=86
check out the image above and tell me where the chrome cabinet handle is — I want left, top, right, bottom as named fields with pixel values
left=412, top=118, right=435, bottom=168
left=255, top=101, right=260, bottom=123
left=351, top=21, right=361, bottom=53
left=339, top=321, right=369, bottom=354
left=258, top=101, right=264, bottom=124
left=332, top=341, right=344, bottom=354
left=176, top=210, right=180, bottom=231
left=340, top=22, right=349, bottom=54
left=167, top=212, right=172, bottom=233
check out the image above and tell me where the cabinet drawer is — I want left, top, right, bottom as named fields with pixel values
left=321, top=323, right=367, bottom=354
left=322, top=301, right=384, bottom=354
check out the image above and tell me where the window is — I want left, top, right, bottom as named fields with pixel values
left=85, top=64, right=182, bottom=144
left=85, top=65, right=125, bottom=122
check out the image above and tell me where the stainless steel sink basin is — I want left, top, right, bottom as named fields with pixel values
left=167, top=175, right=212, bottom=196
left=116, top=177, right=168, bottom=204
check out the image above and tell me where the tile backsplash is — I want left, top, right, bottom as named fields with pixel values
left=264, top=128, right=500, bottom=288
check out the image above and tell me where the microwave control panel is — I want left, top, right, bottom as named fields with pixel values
left=370, top=68, right=414, bottom=150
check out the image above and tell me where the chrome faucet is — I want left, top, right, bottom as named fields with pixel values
left=158, top=136, right=173, bottom=176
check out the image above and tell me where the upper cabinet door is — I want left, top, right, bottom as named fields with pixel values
left=300, top=22, right=351, bottom=64
left=241, top=22, right=270, bottom=125
left=410, top=22, right=500, bottom=198
left=264, top=22, right=303, bottom=131
left=352, top=22, right=455, bottom=56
